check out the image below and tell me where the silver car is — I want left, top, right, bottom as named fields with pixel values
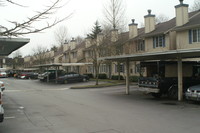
left=185, top=85, right=200, bottom=101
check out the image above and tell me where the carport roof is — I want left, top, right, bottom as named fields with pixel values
left=99, top=48, right=200, bottom=61
left=35, top=63, right=63, bottom=67
left=62, top=63, right=93, bottom=66
left=35, top=63, right=93, bottom=67
left=0, top=37, right=30, bottom=56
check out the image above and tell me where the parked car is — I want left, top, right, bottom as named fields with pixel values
left=38, top=70, right=65, bottom=82
left=56, top=73, right=89, bottom=84
left=185, top=85, right=200, bottom=101
left=0, top=72, right=7, bottom=78
left=0, top=81, right=5, bottom=122
left=19, top=72, right=38, bottom=79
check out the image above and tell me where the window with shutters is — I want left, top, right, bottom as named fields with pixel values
left=153, top=35, right=165, bottom=48
left=189, top=28, right=200, bottom=44
left=136, top=40, right=145, bottom=51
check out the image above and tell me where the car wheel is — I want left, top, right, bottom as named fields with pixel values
left=64, top=80, right=68, bottom=84
left=83, top=78, right=87, bottom=82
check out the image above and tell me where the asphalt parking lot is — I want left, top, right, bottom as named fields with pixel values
left=0, top=78, right=200, bottom=133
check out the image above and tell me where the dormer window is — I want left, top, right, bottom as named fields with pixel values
left=153, top=35, right=165, bottom=48
left=189, top=28, right=200, bottom=44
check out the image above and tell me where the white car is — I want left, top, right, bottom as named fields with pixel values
left=0, top=81, right=5, bottom=122
left=0, top=72, right=7, bottom=78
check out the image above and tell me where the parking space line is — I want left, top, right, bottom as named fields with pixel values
left=5, top=88, right=69, bottom=92
left=4, top=116, right=15, bottom=119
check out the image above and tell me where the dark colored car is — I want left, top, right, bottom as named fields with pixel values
left=185, top=85, right=200, bottom=101
left=38, top=70, right=65, bottom=82
left=19, top=72, right=38, bottom=79
left=56, top=73, right=89, bottom=84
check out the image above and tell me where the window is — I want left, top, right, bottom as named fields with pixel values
left=88, top=65, right=93, bottom=73
left=135, top=64, right=140, bottom=74
left=99, top=64, right=107, bottom=73
left=189, top=28, right=200, bottom=44
left=88, top=50, right=94, bottom=57
left=137, top=40, right=145, bottom=51
left=115, top=64, right=124, bottom=73
left=153, top=35, right=165, bottom=48
left=72, top=52, right=77, bottom=58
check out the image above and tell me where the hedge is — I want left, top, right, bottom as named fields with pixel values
left=111, top=75, right=124, bottom=80
left=83, top=73, right=93, bottom=78
left=129, top=76, right=139, bottom=82
left=98, top=73, right=107, bottom=79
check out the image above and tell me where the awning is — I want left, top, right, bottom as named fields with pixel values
left=0, top=37, right=30, bottom=56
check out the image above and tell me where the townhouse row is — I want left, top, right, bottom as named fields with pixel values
left=6, top=0, right=200, bottom=78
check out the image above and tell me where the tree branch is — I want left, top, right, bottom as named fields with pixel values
left=0, top=0, right=73, bottom=37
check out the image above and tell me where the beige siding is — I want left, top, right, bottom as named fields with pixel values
left=177, top=30, right=200, bottom=49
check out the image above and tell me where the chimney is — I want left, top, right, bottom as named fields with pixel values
left=111, top=29, right=118, bottom=42
left=63, top=42, right=69, bottom=51
left=175, top=0, right=189, bottom=26
left=97, top=33, right=104, bottom=46
left=70, top=38, right=76, bottom=50
left=144, top=10, right=156, bottom=33
left=129, top=19, right=138, bottom=39
left=85, top=35, right=92, bottom=48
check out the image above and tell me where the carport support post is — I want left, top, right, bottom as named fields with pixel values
left=126, top=59, right=130, bottom=95
left=47, top=67, right=49, bottom=83
left=178, top=56, right=183, bottom=101
left=55, top=66, right=58, bottom=84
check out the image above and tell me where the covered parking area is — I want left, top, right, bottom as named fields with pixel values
left=35, top=63, right=62, bottom=83
left=35, top=63, right=92, bottom=83
left=99, top=48, right=200, bottom=101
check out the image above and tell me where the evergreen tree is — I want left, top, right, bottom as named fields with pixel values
left=89, top=21, right=102, bottom=39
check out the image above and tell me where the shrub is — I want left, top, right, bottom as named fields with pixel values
left=129, top=76, right=139, bottom=82
left=98, top=73, right=107, bottom=79
left=111, top=75, right=124, bottom=80
left=83, top=73, right=93, bottom=78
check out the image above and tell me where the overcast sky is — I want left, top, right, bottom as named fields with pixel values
left=0, top=0, right=195, bottom=57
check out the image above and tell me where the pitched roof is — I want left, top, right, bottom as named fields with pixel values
left=173, top=10, right=200, bottom=31
left=134, top=10, right=200, bottom=39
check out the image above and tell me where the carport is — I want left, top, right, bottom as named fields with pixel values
left=99, top=48, right=200, bottom=101
left=0, top=37, right=30, bottom=56
left=35, top=63, right=62, bottom=83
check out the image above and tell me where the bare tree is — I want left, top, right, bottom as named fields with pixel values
left=75, top=36, right=84, bottom=44
left=11, top=50, right=24, bottom=69
left=54, top=26, right=69, bottom=46
left=0, top=0, right=24, bottom=6
left=103, top=0, right=127, bottom=31
left=0, top=0, right=73, bottom=37
left=32, top=45, right=49, bottom=65
left=190, top=0, right=200, bottom=12
left=86, top=21, right=103, bottom=85
left=155, top=14, right=169, bottom=24
left=11, top=50, right=22, bottom=58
